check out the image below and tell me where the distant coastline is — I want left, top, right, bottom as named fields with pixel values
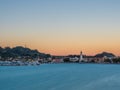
left=0, top=46, right=120, bottom=66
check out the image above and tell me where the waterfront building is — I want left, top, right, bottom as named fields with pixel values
left=70, top=57, right=79, bottom=62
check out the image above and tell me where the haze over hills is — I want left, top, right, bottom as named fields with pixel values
left=0, top=46, right=116, bottom=59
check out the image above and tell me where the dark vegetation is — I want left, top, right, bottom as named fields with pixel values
left=0, top=46, right=51, bottom=60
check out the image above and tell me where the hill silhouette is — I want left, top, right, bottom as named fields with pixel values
left=94, top=52, right=115, bottom=58
left=0, top=46, right=51, bottom=59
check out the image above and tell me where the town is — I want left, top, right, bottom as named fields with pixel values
left=0, top=46, right=120, bottom=66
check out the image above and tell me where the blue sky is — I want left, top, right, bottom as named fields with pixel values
left=0, top=0, right=120, bottom=55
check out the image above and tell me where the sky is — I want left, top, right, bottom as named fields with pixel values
left=0, top=0, right=120, bottom=56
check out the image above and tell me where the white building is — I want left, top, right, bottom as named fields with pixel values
left=79, top=51, right=84, bottom=62
left=70, top=57, right=79, bottom=62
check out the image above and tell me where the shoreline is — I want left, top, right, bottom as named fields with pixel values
left=0, top=61, right=120, bottom=66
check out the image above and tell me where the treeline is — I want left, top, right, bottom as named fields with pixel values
left=0, top=46, right=51, bottom=59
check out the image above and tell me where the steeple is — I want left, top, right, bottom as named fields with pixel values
left=79, top=51, right=83, bottom=62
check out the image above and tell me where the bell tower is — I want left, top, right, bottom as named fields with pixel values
left=79, top=51, right=83, bottom=62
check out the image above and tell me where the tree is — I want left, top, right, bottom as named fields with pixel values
left=63, top=58, right=70, bottom=62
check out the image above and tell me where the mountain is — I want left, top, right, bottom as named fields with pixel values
left=0, top=46, right=51, bottom=58
left=94, top=52, right=115, bottom=58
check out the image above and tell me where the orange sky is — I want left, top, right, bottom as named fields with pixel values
left=1, top=0, right=120, bottom=56
left=1, top=39, right=120, bottom=56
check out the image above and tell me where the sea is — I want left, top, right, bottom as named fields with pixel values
left=0, top=63, right=120, bottom=90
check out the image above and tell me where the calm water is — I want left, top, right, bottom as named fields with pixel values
left=0, top=64, right=120, bottom=90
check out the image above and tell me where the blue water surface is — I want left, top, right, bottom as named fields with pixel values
left=0, top=63, right=120, bottom=90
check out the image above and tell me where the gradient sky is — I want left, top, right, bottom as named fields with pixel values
left=0, top=0, right=120, bottom=55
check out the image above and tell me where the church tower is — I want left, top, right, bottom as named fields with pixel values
left=79, top=51, right=83, bottom=62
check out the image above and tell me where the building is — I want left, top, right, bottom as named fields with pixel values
left=79, top=51, right=83, bottom=62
